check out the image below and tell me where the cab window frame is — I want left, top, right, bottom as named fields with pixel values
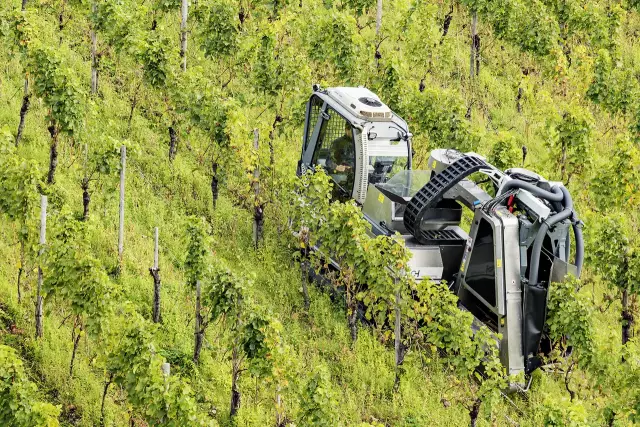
left=310, top=106, right=357, bottom=200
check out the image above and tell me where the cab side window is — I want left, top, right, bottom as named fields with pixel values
left=311, top=108, right=356, bottom=199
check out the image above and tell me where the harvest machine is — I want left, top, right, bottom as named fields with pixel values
left=297, top=86, right=584, bottom=384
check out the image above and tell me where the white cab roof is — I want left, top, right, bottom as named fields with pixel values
left=326, top=87, right=394, bottom=121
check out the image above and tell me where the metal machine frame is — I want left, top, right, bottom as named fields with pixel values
left=298, top=86, right=584, bottom=386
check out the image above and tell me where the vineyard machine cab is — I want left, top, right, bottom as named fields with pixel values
left=297, top=86, right=584, bottom=387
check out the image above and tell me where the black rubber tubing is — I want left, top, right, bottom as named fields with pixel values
left=497, top=179, right=564, bottom=202
left=498, top=180, right=583, bottom=281
left=560, top=186, right=584, bottom=276
left=528, top=207, right=573, bottom=285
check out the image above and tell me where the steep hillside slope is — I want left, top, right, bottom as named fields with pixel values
left=0, top=0, right=639, bottom=426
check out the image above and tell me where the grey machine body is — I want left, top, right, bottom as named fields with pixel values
left=298, top=86, right=584, bottom=387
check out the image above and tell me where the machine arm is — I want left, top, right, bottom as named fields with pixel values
left=403, top=155, right=489, bottom=243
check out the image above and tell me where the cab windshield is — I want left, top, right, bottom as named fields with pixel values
left=366, top=133, right=409, bottom=184
left=376, top=170, right=431, bottom=199
left=367, top=155, right=409, bottom=184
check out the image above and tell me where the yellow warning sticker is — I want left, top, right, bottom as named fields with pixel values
left=432, top=160, right=437, bottom=169
left=496, top=258, right=502, bottom=268
left=378, top=193, right=384, bottom=203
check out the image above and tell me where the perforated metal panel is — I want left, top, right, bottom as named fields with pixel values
left=310, top=107, right=356, bottom=197
left=355, top=130, right=369, bottom=203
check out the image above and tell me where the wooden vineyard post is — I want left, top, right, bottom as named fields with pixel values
left=300, top=227, right=310, bottom=312
left=393, top=286, right=402, bottom=392
left=15, top=77, right=29, bottom=147
left=376, top=0, right=382, bottom=35
left=150, top=227, right=161, bottom=323
left=230, top=312, right=242, bottom=418
left=99, top=373, right=113, bottom=427
left=180, top=0, right=188, bottom=71
left=16, top=0, right=29, bottom=147
left=252, top=129, right=263, bottom=249
left=161, top=362, right=171, bottom=390
left=468, top=10, right=478, bottom=121
left=470, top=10, right=478, bottom=79
left=211, top=162, right=219, bottom=210
left=118, top=145, right=126, bottom=272
left=375, top=0, right=382, bottom=68
left=90, top=1, right=98, bottom=95
left=193, top=280, right=203, bottom=363
left=160, top=362, right=170, bottom=424
left=35, top=195, right=47, bottom=338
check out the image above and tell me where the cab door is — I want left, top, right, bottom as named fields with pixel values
left=301, top=95, right=356, bottom=201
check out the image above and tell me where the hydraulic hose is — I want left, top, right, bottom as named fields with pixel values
left=522, top=182, right=583, bottom=373
left=560, top=186, right=584, bottom=276
left=572, top=222, right=584, bottom=276
left=499, top=181, right=583, bottom=282
left=528, top=207, right=572, bottom=285
left=497, top=179, right=564, bottom=202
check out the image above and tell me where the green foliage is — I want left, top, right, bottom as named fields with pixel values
left=461, top=0, right=558, bottom=56
left=488, top=131, right=521, bottom=170
left=408, top=87, right=478, bottom=152
left=86, top=138, right=123, bottom=178
left=140, top=31, right=172, bottom=89
left=44, top=214, right=112, bottom=335
left=28, top=43, right=83, bottom=135
left=93, top=0, right=145, bottom=53
left=252, top=28, right=309, bottom=100
left=541, top=397, right=589, bottom=426
left=241, top=310, right=278, bottom=377
left=291, top=167, right=332, bottom=232
left=546, top=103, right=593, bottom=182
left=171, top=73, right=231, bottom=147
left=203, top=266, right=278, bottom=377
left=1, top=9, right=36, bottom=56
left=591, top=136, right=640, bottom=211
left=375, top=60, right=402, bottom=113
left=357, top=233, right=411, bottom=325
left=413, top=279, right=505, bottom=387
left=203, top=266, right=246, bottom=323
left=546, top=0, right=621, bottom=50
left=315, top=200, right=370, bottom=267
left=105, top=312, right=214, bottom=426
left=588, top=214, right=640, bottom=296
left=1, top=0, right=640, bottom=424
left=587, top=49, right=637, bottom=116
left=254, top=34, right=281, bottom=97
left=153, top=0, right=181, bottom=12
left=197, top=0, right=238, bottom=58
left=185, top=216, right=210, bottom=288
left=0, top=345, right=61, bottom=426
left=298, top=366, right=338, bottom=426
left=546, top=277, right=595, bottom=365
left=341, top=0, right=374, bottom=15
left=307, top=8, right=359, bottom=80
left=0, top=129, right=41, bottom=242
